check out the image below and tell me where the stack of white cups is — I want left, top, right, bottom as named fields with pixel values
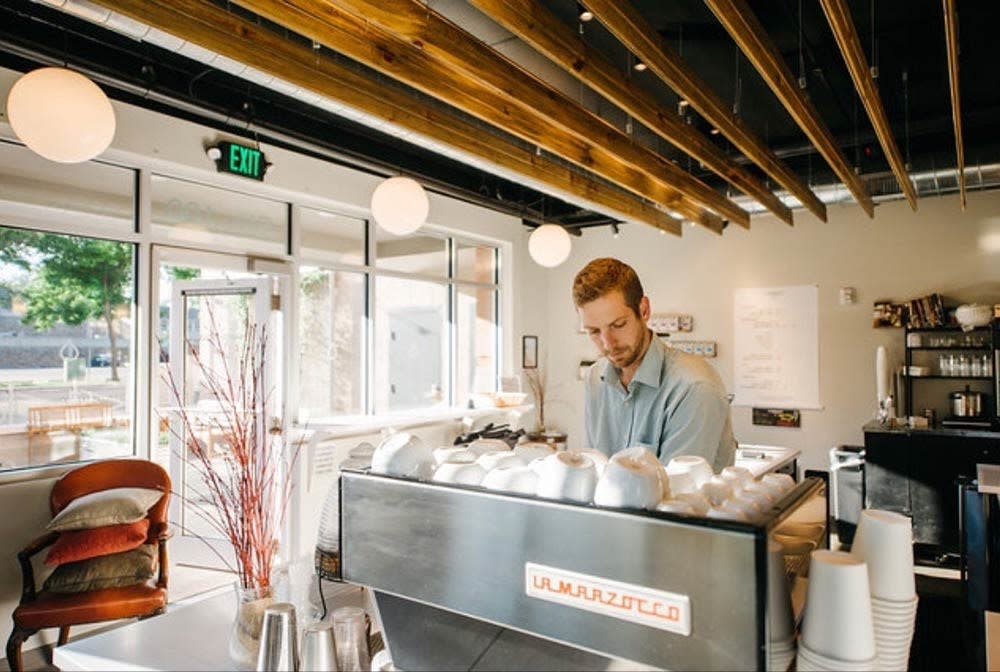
left=797, top=550, right=877, bottom=671
left=850, top=510, right=918, bottom=671
left=766, top=540, right=796, bottom=672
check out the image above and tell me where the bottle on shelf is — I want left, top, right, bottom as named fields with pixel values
left=939, top=354, right=950, bottom=376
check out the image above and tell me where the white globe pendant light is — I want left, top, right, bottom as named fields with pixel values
left=7, top=67, right=116, bottom=163
left=528, top=224, right=572, bottom=268
left=370, top=176, right=430, bottom=235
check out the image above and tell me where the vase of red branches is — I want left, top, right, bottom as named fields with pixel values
left=160, top=311, right=295, bottom=669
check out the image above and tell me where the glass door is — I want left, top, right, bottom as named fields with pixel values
left=152, top=246, right=285, bottom=569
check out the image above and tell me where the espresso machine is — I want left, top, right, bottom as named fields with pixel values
left=332, top=468, right=827, bottom=671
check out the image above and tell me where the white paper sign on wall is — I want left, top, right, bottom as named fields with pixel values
left=733, top=285, right=820, bottom=409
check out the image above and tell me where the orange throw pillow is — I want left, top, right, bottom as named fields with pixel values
left=46, top=519, right=150, bottom=566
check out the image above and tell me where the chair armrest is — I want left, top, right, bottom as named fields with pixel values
left=16, top=531, right=58, bottom=602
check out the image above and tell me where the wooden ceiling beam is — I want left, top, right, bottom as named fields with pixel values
left=581, top=0, right=827, bottom=223
left=91, top=0, right=684, bottom=236
left=230, top=0, right=735, bottom=232
left=366, top=0, right=790, bottom=226
left=466, top=0, right=791, bottom=226
left=701, top=0, right=875, bottom=217
left=819, top=0, right=917, bottom=211
left=943, top=0, right=966, bottom=210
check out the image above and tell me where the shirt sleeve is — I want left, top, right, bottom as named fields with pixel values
left=657, top=380, right=729, bottom=465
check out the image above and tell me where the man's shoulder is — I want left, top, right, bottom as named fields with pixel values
left=661, top=346, right=724, bottom=388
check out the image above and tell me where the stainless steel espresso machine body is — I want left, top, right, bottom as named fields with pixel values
left=337, top=469, right=826, bottom=671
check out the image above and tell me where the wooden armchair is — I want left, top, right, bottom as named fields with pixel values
left=5, top=459, right=171, bottom=672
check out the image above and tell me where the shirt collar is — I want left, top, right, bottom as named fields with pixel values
left=599, top=331, right=663, bottom=390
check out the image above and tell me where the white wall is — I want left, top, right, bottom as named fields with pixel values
left=540, top=190, right=1000, bottom=471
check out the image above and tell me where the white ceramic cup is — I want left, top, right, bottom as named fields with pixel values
left=514, top=442, right=556, bottom=463
left=476, top=450, right=527, bottom=472
left=742, top=482, right=777, bottom=508
left=719, top=497, right=759, bottom=519
left=535, top=452, right=598, bottom=503
left=673, top=491, right=711, bottom=516
left=666, top=455, right=714, bottom=488
left=467, top=438, right=511, bottom=456
left=762, top=473, right=796, bottom=496
left=850, top=509, right=915, bottom=601
left=573, top=449, right=609, bottom=476
left=371, top=433, right=435, bottom=479
left=700, top=476, right=735, bottom=507
left=433, top=459, right=487, bottom=486
left=707, top=507, right=748, bottom=522
left=619, top=447, right=671, bottom=500
left=668, top=471, right=699, bottom=496
left=433, top=446, right=476, bottom=465
left=593, top=454, right=662, bottom=509
left=720, top=465, right=755, bottom=492
left=656, top=500, right=696, bottom=515
left=481, top=465, right=538, bottom=495
left=800, top=550, right=877, bottom=663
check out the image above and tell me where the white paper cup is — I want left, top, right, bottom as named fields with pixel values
left=371, top=433, right=435, bottom=479
left=767, top=540, right=796, bottom=643
left=467, top=438, right=511, bottom=456
left=797, top=642, right=875, bottom=670
left=666, top=455, right=713, bottom=488
left=573, top=449, right=609, bottom=476
left=656, top=499, right=696, bottom=515
left=535, top=452, right=598, bottom=503
left=673, top=491, right=711, bottom=516
left=593, top=455, right=662, bottom=509
left=432, top=459, right=487, bottom=486
left=700, top=476, right=734, bottom=507
left=851, top=509, right=915, bottom=601
left=476, top=450, right=527, bottom=472
left=514, top=442, right=556, bottom=462
left=800, top=550, right=877, bottom=662
left=481, top=465, right=538, bottom=495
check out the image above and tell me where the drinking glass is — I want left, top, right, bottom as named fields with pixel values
left=332, top=606, right=370, bottom=672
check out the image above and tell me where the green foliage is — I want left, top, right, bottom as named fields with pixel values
left=19, top=234, right=132, bottom=328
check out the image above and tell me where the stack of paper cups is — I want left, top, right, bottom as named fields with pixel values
left=766, top=540, right=796, bottom=671
left=851, top=510, right=918, bottom=671
left=797, top=550, right=877, bottom=670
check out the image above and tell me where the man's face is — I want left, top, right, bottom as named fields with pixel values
left=578, top=291, right=651, bottom=370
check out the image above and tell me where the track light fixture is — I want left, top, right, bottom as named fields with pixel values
left=633, top=56, right=647, bottom=72
left=577, top=3, right=594, bottom=22
left=611, top=222, right=621, bottom=239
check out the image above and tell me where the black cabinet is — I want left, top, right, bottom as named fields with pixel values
left=864, top=425, right=1000, bottom=556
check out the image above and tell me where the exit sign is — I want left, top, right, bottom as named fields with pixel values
left=213, top=141, right=269, bottom=181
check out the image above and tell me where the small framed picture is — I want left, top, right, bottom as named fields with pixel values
left=522, top=335, right=538, bottom=369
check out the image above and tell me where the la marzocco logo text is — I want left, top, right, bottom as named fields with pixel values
left=524, top=562, right=692, bottom=636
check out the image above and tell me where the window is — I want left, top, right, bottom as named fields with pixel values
left=150, top=175, right=289, bottom=256
left=0, top=225, right=134, bottom=471
left=298, top=267, right=366, bottom=419
left=298, top=215, right=501, bottom=420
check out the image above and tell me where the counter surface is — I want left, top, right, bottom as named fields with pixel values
left=864, top=420, right=1000, bottom=440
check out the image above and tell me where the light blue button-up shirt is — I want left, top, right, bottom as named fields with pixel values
left=583, top=335, right=736, bottom=472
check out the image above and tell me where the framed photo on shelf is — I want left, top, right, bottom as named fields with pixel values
left=522, top=335, right=538, bottom=369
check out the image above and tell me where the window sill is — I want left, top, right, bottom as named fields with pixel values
left=297, top=404, right=533, bottom=440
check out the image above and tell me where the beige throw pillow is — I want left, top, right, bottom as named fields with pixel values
left=47, top=487, right=163, bottom=531
left=42, top=544, right=157, bottom=593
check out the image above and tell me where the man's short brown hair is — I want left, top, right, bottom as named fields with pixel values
left=572, top=257, right=644, bottom=315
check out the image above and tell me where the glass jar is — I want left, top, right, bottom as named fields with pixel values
left=972, top=356, right=983, bottom=377
left=229, top=583, right=274, bottom=669
left=939, top=354, right=949, bottom=376
left=959, top=355, right=971, bottom=377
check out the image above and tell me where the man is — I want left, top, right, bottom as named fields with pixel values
left=574, top=257, right=735, bottom=471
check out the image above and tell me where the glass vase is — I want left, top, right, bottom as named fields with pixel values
left=229, top=582, right=274, bottom=670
